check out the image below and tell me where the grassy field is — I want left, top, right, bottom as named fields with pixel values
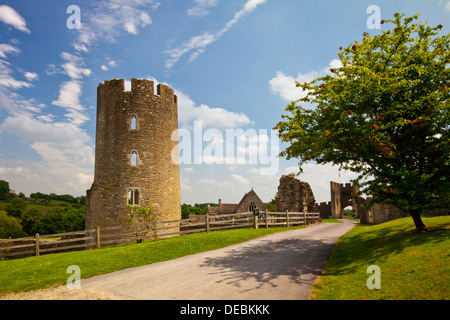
left=0, top=199, right=80, bottom=214
left=310, top=216, right=450, bottom=300
left=0, top=225, right=304, bottom=295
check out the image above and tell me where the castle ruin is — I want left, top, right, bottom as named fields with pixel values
left=85, top=78, right=181, bottom=231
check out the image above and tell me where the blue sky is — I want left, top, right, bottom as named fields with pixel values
left=0, top=0, right=448, bottom=205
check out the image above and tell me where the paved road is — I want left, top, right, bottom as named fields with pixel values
left=81, top=220, right=357, bottom=300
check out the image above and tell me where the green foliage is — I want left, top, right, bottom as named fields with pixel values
left=0, top=180, right=10, bottom=200
left=33, top=207, right=85, bottom=235
left=181, top=204, right=207, bottom=219
left=124, top=205, right=155, bottom=243
left=21, top=208, right=44, bottom=235
left=0, top=212, right=27, bottom=239
left=6, top=198, right=26, bottom=219
left=276, top=13, right=449, bottom=231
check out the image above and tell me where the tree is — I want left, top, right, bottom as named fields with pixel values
left=21, top=208, right=44, bottom=235
left=0, top=211, right=27, bottom=239
left=6, top=198, right=27, bottom=219
left=275, top=13, right=449, bottom=232
left=0, top=180, right=10, bottom=200
left=123, top=205, right=155, bottom=243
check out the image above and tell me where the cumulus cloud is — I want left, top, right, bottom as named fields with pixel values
left=0, top=5, right=30, bottom=33
left=269, top=59, right=343, bottom=102
left=24, top=72, right=38, bottom=82
left=0, top=114, right=94, bottom=195
left=176, top=89, right=252, bottom=129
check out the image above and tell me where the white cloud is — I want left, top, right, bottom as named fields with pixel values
left=176, top=89, right=252, bottom=129
left=269, top=70, right=318, bottom=102
left=187, top=0, right=218, bottom=17
left=165, top=0, right=267, bottom=69
left=0, top=114, right=94, bottom=195
left=0, top=43, right=20, bottom=58
left=231, top=174, right=250, bottom=185
left=24, top=72, right=38, bottom=81
left=60, top=52, right=91, bottom=79
left=444, top=1, right=450, bottom=11
left=100, top=59, right=119, bottom=71
left=52, top=80, right=83, bottom=110
left=0, top=58, right=33, bottom=89
left=269, top=59, right=343, bottom=102
left=73, top=0, right=159, bottom=51
left=0, top=5, right=30, bottom=33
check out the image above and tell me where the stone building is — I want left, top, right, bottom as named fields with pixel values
left=206, top=189, right=268, bottom=215
left=85, top=78, right=181, bottom=231
left=276, top=175, right=317, bottom=212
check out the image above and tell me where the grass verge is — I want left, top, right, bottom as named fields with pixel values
left=310, top=216, right=450, bottom=300
left=0, top=226, right=303, bottom=295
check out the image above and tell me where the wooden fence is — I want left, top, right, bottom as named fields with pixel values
left=0, top=211, right=320, bottom=260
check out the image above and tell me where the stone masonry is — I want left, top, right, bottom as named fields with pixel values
left=276, top=175, right=317, bottom=212
left=85, top=79, right=181, bottom=231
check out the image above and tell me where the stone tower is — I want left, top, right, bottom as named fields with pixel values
left=85, top=78, right=181, bottom=231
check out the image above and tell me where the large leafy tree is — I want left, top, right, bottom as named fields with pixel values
left=275, top=13, right=449, bottom=232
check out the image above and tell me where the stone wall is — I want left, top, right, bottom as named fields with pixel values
left=276, top=175, right=317, bottom=212
left=86, top=79, right=181, bottom=232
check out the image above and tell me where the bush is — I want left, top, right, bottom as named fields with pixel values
left=0, top=211, right=27, bottom=239
left=6, top=198, right=26, bottom=219
left=21, top=208, right=44, bottom=236
left=34, top=207, right=85, bottom=235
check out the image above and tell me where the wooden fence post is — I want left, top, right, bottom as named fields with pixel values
left=35, top=233, right=40, bottom=257
left=96, top=226, right=101, bottom=249
left=206, top=212, right=210, bottom=233
left=253, top=214, right=258, bottom=229
left=304, top=211, right=307, bottom=226
left=154, top=221, right=158, bottom=241
left=286, top=211, right=289, bottom=227
left=265, top=214, right=269, bottom=229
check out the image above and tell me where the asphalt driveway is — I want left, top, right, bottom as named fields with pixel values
left=80, top=219, right=356, bottom=300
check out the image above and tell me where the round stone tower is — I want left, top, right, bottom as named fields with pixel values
left=86, top=78, right=181, bottom=231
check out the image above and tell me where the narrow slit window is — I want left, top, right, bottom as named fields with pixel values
left=249, top=202, right=256, bottom=212
left=131, top=116, right=137, bottom=130
left=132, top=152, right=137, bottom=166
left=128, top=189, right=133, bottom=205
left=134, top=190, right=139, bottom=206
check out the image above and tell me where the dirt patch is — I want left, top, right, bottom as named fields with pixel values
left=0, top=284, right=129, bottom=300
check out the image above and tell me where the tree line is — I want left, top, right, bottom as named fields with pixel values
left=0, top=180, right=85, bottom=239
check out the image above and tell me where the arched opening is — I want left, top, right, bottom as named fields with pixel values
left=132, top=152, right=137, bottom=166
left=128, top=189, right=140, bottom=206
left=249, top=202, right=256, bottom=212
left=131, top=116, right=137, bottom=130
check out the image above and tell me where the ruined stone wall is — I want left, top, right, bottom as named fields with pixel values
left=86, top=79, right=181, bottom=231
left=360, top=201, right=407, bottom=224
left=277, top=175, right=317, bottom=212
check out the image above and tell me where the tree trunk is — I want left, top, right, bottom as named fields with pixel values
left=410, top=209, right=427, bottom=232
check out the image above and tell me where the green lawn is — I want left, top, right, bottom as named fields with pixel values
left=0, top=225, right=304, bottom=295
left=310, top=216, right=450, bottom=300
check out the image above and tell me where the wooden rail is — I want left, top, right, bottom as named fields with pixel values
left=0, top=211, right=320, bottom=260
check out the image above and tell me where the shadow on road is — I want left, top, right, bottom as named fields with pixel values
left=199, top=237, right=335, bottom=294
